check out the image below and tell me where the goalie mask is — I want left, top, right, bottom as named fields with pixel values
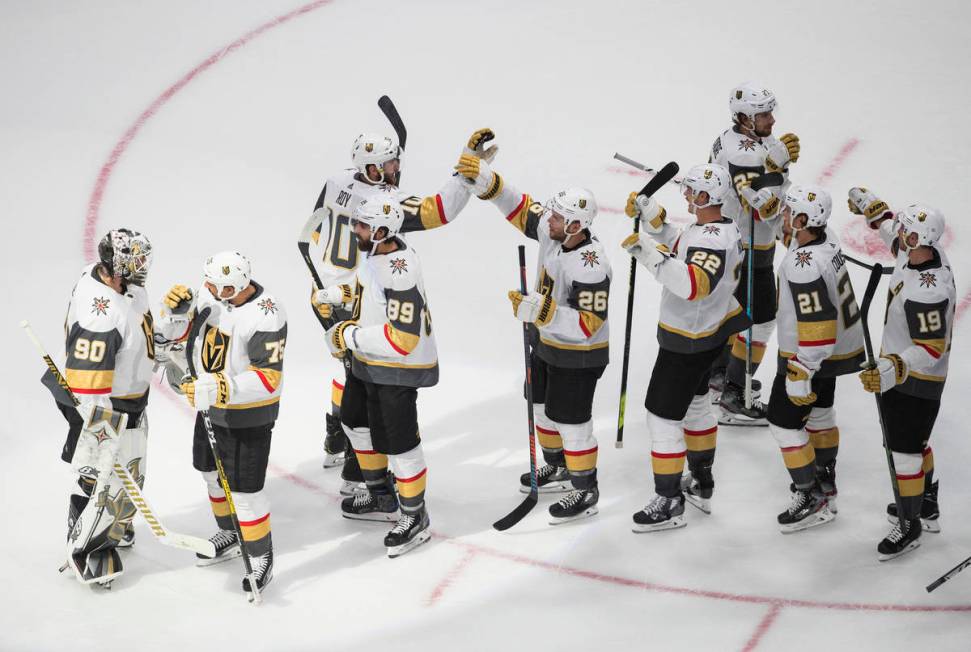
left=351, top=132, right=401, bottom=185
left=729, top=82, right=777, bottom=123
left=784, top=185, right=831, bottom=233
left=547, top=187, right=598, bottom=232
left=203, top=251, right=252, bottom=304
left=682, top=163, right=731, bottom=208
left=353, top=196, right=404, bottom=250
left=896, top=203, right=945, bottom=251
left=97, top=228, right=153, bottom=287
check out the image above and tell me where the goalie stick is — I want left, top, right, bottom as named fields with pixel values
left=20, top=320, right=215, bottom=558
left=615, top=161, right=681, bottom=449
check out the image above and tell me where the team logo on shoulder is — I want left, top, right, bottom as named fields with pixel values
left=389, top=258, right=408, bottom=275
left=794, top=251, right=813, bottom=268
left=91, top=296, right=110, bottom=315
left=739, top=139, right=757, bottom=151
left=258, top=297, right=278, bottom=315
left=703, top=225, right=721, bottom=235
left=919, top=271, right=937, bottom=288
left=580, top=250, right=600, bottom=268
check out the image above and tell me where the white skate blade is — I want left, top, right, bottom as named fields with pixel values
left=632, top=514, right=686, bottom=533
left=342, top=510, right=400, bottom=523
left=886, top=513, right=940, bottom=533
left=322, top=452, right=345, bottom=469
left=878, top=539, right=921, bottom=562
left=196, top=544, right=242, bottom=567
left=684, top=494, right=711, bottom=514
left=718, top=411, right=768, bottom=427
left=779, top=508, right=835, bottom=534
left=519, top=481, right=571, bottom=495
left=387, top=530, right=431, bottom=558
left=549, top=505, right=599, bottom=525
left=245, top=570, right=270, bottom=605
left=339, top=481, right=366, bottom=497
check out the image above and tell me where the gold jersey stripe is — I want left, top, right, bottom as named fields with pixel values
left=913, top=337, right=946, bottom=358
left=250, top=366, right=282, bottom=392
left=385, top=324, right=420, bottom=355
left=538, top=336, right=609, bottom=352
left=796, top=320, right=837, bottom=343
left=578, top=311, right=605, bottom=337
left=352, top=353, right=437, bottom=369
left=65, top=368, right=114, bottom=391
left=219, top=396, right=281, bottom=410
left=659, top=305, right=744, bottom=339
left=505, top=194, right=532, bottom=234
left=688, top=264, right=712, bottom=300
left=418, top=195, right=447, bottom=230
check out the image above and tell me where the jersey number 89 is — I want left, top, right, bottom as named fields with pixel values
left=387, top=299, right=415, bottom=324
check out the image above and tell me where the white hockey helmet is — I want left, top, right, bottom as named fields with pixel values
left=351, top=132, right=401, bottom=183
left=682, top=163, right=731, bottom=208
left=97, top=228, right=153, bottom=287
left=352, top=195, right=404, bottom=244
left=203, top=251, right=252, bottom=303
left=729, top=82, right=777, bottom=123
left=784, top=184, right=832, bottom=229
left=547, top=187, right=598, bottom=231
left=896, top=203, right=945, bottom=249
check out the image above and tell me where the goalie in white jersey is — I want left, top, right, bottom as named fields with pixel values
left=766, top=186, right=864, bottom=534
left=850, top=188, right=955, bottom=559
left=316, top=196, right=438, bottom=557
left=304, top=128, right=493, bottom=490
left=621, top=163, right=750, bottom=531
left=454, top=153, right=611, bottom=525
left=42, top=229, right=155, bottom=585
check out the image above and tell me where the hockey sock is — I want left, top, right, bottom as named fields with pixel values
left=535, top=408, right=566, bottom=467
left=648, top=412, right=686, bottom=498
left=726, top=335, right=767, bottom=387
left=558, top=421, right=598, bottom=490
left=770, top=426, right=816, bottom=488
left=892, top=451, right=924, bottom=520
left=922, top=446, right=934, bottom=488
left=344, top=426, right=388, bottom=490
left=235, top=491, right=272, bottom=556
left=683, top=394, right=717, bottom=472
left=203, top=470, right=234, bottom=531
left=331, top=379, right=343, bottom=417
left=389, top=445, right=427, bottom=514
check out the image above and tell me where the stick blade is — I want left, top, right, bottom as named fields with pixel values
left=492, top=493, right=538, bottom=531
left=377, top=95, right=407, bottom=151
left=638, top=161, right=679, bottom=197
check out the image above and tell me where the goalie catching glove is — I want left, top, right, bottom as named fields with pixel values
left=181, top=372, right=232, bottom=411
left=765, top=133, right=800, bottom=172
left=507, top=290, right=556, bottom=327
left=785, top=358, right=817, bottom=406
left=621, top=233, right=671, bottom=273
left=847, top=187, right=892, bottom=227
left=625, top=193, right=667, bottom=234
left=859, top=354, right=907, bottom=393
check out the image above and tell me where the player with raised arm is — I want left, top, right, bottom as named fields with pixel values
left=767, top=186, right=864, bottom=533
left=710, top=82, right=800, bottom=425
left=851, top=189, right=955, bottom=559
left=454, top=153, right=611, bottom=524
left=621, top=164, right=749, bottom=531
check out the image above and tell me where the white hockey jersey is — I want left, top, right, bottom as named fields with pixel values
left=307, top=168, right=472, bottom=290
left=649, top=218, right=750, bottom=354
left=776, top=230, right=865, bottom=376
left=190, top=283, right=288, bottom=428
left=481, top=184, right=611, bottom=369
left=876, top=219, right=955, bottom=400
left=346, top=239, right=438, bottom=387
left=710, top=127, right=788, bottom=268
left=44, top=264, right=155, bottom=414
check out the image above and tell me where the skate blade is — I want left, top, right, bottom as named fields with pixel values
left=244, top=571, right=271, bottom=604
left=684, top=495, right=711, bottom=514
left=387, top=530, right=431, bottom=558
left=549, top=505, right=599, bottom=525
left=886, top=513, right=940, bottom=533
left=779, top=509, right=836, bottom=534
left=632, top=515, right=687, bottom=533
left=196, top=545, right=242, bottom=567
left=878, top=539, right=921, bottom=562
left=322, top=453, right=346, bottom=469
left=342, top=511, right=400, bottom=523
left=718, top=413, right=768, bottom=427
left=519, top=482, right=571, bottom=495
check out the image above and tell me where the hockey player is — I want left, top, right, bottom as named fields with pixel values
left=317, top=196, right=437, bottom=557
left=851, top=188, right=954, bottom=559
left=710, top=82, right=801, bottom=425
left=42, top=228, right=154, bottom=585
left=166, top=252, right=286, bottom=595
left=621, top=164, right=750, bottom=531
left=766, top=185, right=864, bottom=533
left=305, top=129, right=495, bottom=492
left=453, top=154, right=611, bottom=524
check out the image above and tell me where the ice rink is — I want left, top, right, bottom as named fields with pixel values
left=3, top=1, right=971, bottom=649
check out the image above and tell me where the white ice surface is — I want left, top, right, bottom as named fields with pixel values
left=2, top=1, right=971, bottom=650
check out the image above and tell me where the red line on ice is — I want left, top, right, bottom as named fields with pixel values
left=741, top=603, right=783, bottom=652
left=426, top=548, right=478, bottom=607
left=815, top=138, right=860, bottom=186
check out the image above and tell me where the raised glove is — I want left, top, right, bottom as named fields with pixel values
left=455, top=154, right=502, bottom=199
left=621, top=233, right=671, bottom=273
left=464, top=128, right=498, bottom=163
left=181, top=372, right=231, bottom=411
left=785, top=358, right=817, bottom=406
left=325, top=320, right=359, bottom=358
left=507, top=291, right=557, bottom=327
left=625, top=192, right=667, bottom=233
left=765, top=133, right=800, bottom=172
left=312, top=284, right=353, bottom=319
left=848, top=187, right=892, bottom=227
left=859, top=354, right=907, bottom=393
left=163, top=284, right=194, bottom=313
left=739, top=185, right=781, bottom=219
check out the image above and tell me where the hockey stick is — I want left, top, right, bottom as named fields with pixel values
left=20, top=320, right=216, bottom=558
left=185, top=308, right=262, bottom=605
left=493, top=245, right=539, bottom=530
left=927, top=554, right=971, bottom=592
left=858, top=263, right=906, bottom=537
left=842, top=252, right=893, bottom=274
left=613, top=153, right=684, bottom=185
left=378, top=95, right=407, bottom=151
left=615, top=161, right=682, bottom=449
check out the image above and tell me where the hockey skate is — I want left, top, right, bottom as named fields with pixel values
left=709, top=371, right=760, bottom=403
left=777, top=484, right=834, bottom=533
left=718, top=383, right=768, bottom=426
left=878, top=517, right=922, bottom=561
left=323, top=413, right=346, bottom=468
left=817, top=460, right=838, bottom=514
left=341, top=487, right=400, bottom=522
left=681, top=468, right=714, bottom=514
left=339, top=480, right=367, bottom=497
left=196, top=529, right=242, bottom=567
left=549, top=487, right=599, bottom=525
left=520, top=463, right=571, bottom=494
left=242, top=548, right=273, bottom=597
left=632, top=494, right=686, bottom=533
left=385, top=509, right=431, bottom=558
left=887, top=480, right=940, bottom=533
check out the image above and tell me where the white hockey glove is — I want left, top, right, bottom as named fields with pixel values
left=325, top=320, right=359, bottom=358
left=765, top=133, right=800, bottom=172
left=621, top=233, right=671, bottom=273
left=739, top=185, right=781, bottom=219
left=455, top=154, right=502, bottom=199
left=859, top=354, right=907, bottom=394
left=312, top=284, right=353, bottom=320
left=155, top=284, right=194, bottom=351
left=181, top=372, right=232, bottom=411
left=784, top=358, right=817, bottom=406
left=507, top=291, right=557, bottom=328
left=464, top=128, right=498, bottom=163
left=625, top=192, right=667, bottom=234
left=847, top=187, right=892, bottom=228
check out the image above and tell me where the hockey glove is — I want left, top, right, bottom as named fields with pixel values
left=621, top=233, right=671, bottom=273
left=765, top=133, right=800, bottom=172
left=182, top=372, right=231, bottom=411
left=311, top=287, right=332, bottom=320
left=859, top=354, right=907, bottom=393
left=625, top=193, right=667, bottom=234
left=455, top=154, right=502, bottom=200
left=739, top=185, right=781, bottom=220
left=163, top=284, right=194, bottom=313
left=785, top=358, right=817, bottom=406
left=312, top=284, right=354, bottom=319
left=507, top=291, right=557, bottom=328
left=848, top=187, right=892, bottom=228
left=464, top=128, right=498, bottom=163
left=326, top=320, right=359, bottom=358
